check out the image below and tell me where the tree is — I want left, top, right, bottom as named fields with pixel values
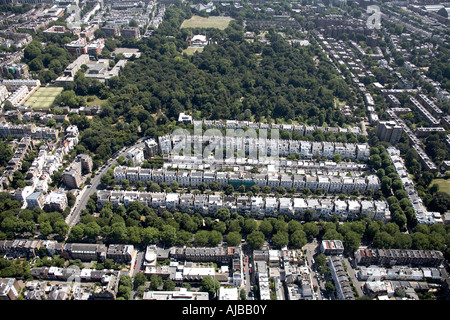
left=226, top=231, right=242, bottom=246
left=200, top=276, right=220, bottom=298
left=290, top=230, right=307, bottom=249
left=213, top=221, right=227, bottom=234
left=53, top=220, right=69, bottom=238
left=325, top=281, right=335, bottom=294
left=163, top=279, right=176, bottom=291
left=160, top=225, right=177, bottom=246
left=411, top=232, right=429, bottom=250
left=194, top=230, right=210, bottom=246
left=150, top=274, right=162, bottom=290
left=119, top=275, right=133, bottom=288
left=373, top=231, right=394, bottom=248
left=259, top=219, right=273, bottom=236
left=343, top=231, right=361, bottom=253
left=228, top=219, right=241, bottom=233
left=246, top=231, right=265, bottom=249
left=273, top=219, right=288, bottom=233
left=303, top=222, right=319, bottom=240
left=208, top=230, right=223, bottom=246
left=369, top=154, right=382, bottom=170
left=142, top=227, right=159, bottom=245
left=198, top=182, right=207, bottom=193
left=272, top=231, right=289, bottom=248
left=215, top=208, right=231, bottom=222
left=111, top=222, right=128, bottom=242
left=393, top=232, right=412, bottom=249
left=69, top=225, right=84, bottom=241
left=288, top=220, right=302, bottom=234
left=243, top=218, right=257, bottom=234
left=240, top=288, right=246, bottom=300
left=134, top=272, right=147, bottom=289
left=427, top=192, right=450, bottom=214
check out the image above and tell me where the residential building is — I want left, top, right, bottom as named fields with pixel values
left=26, top=191, right=45, bottom=209
left=0, top=278, right=19, bottom=300
left=126, top=147, right=144, bottom=166
left=328, top=256, right=355, bottom=300
left=62, top=161, right=82, bottom=189
left=43, top=192, right=68, bottom=212
left=143, top=288, right=209, bottom=300
left=376, top=121, right=403, bottom=145
left=320, top=240, right=344, bottom=255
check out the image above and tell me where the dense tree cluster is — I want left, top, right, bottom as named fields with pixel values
left=23, top=39, right=75, bottom=83
left=0, top=192, right=70, bottom=240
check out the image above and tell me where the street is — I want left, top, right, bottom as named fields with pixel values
left=343, top=257, right=364, bottom=298
left=303, top=239, right=323, bottom=300
left=241, top=244, right=253, bottom=299
left=65, top=139, right=147, bottom=234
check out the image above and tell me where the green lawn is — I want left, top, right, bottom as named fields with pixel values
left=431, top=179, right=450, bottom=194
left=182, top=47, right=204, bottom=55
left=86, top=95, right=107, bottom=107
left=180, top=15, right=234, bottom=30
left=24, top=86, right=63, bottom=109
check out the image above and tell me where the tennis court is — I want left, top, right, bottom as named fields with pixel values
left=25, top=86, right=63, bottom=109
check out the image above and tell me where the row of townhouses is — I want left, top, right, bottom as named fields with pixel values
left=355, top=247, right=445, bottom=268
left=186, top=118, right=362, bottom=137
left=386, top=108, right=438, bottom=172
left=160, top=134, right=371, bottom=161
left=0, top=120, right=59, bottom=139
left=96, top=190, right=391, bottom=221
left=0, top=239, right=133, bottom=263
left=113, top=166, right=381, bottom=193
left=386, top=147, right=442, bottom=224
left=164, top=155, right=370, bottom=173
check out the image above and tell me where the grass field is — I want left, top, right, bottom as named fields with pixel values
left=25, top=87, right=63, bottom=109
left=431, top=179, right=450, bottom=194
left=180, top=15, right=234, bottom=30
left=182, top=47, right=204, bottom=55
left=86, top=95, right=107, bottom=107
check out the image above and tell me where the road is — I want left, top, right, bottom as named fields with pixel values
left=343, top=257, right=364, bottom=298
left=241, top=243, right=255, bottom=299
left=303, top=239, right=323, bottom=300
left=65, top=138, right=147, bottom=234
left=130, top=250, right=145, bottom=300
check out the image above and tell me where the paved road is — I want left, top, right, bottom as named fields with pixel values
left=65, top=138, right=147, bottom=234
left=241, top=243, right=257, bottom=299
left=303, top=239, right=323, bottom=300
left=343, top=257, right=364, bottom=298
left=130, top=250, right=145, bottom=300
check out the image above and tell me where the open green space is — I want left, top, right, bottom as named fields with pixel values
left=431, top=178, right=450, bottom=194
left=182, top=46, right=204, bottom=55
left=24, top=86, right=63, bottom=109
left=180, top=15, right=234, bottom=30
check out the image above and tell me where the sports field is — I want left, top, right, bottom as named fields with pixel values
left=25, top=86, right=63, bottom=109
left=180, top=15, right=234, bottom=30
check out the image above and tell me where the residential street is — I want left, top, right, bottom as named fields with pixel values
left=65, top=139, right=146, bottom=235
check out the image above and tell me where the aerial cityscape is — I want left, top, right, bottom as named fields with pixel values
left=0, top=0, right=449, bottom=305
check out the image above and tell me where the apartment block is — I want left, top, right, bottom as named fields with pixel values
left=376, top=121, right=403, bottom=145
